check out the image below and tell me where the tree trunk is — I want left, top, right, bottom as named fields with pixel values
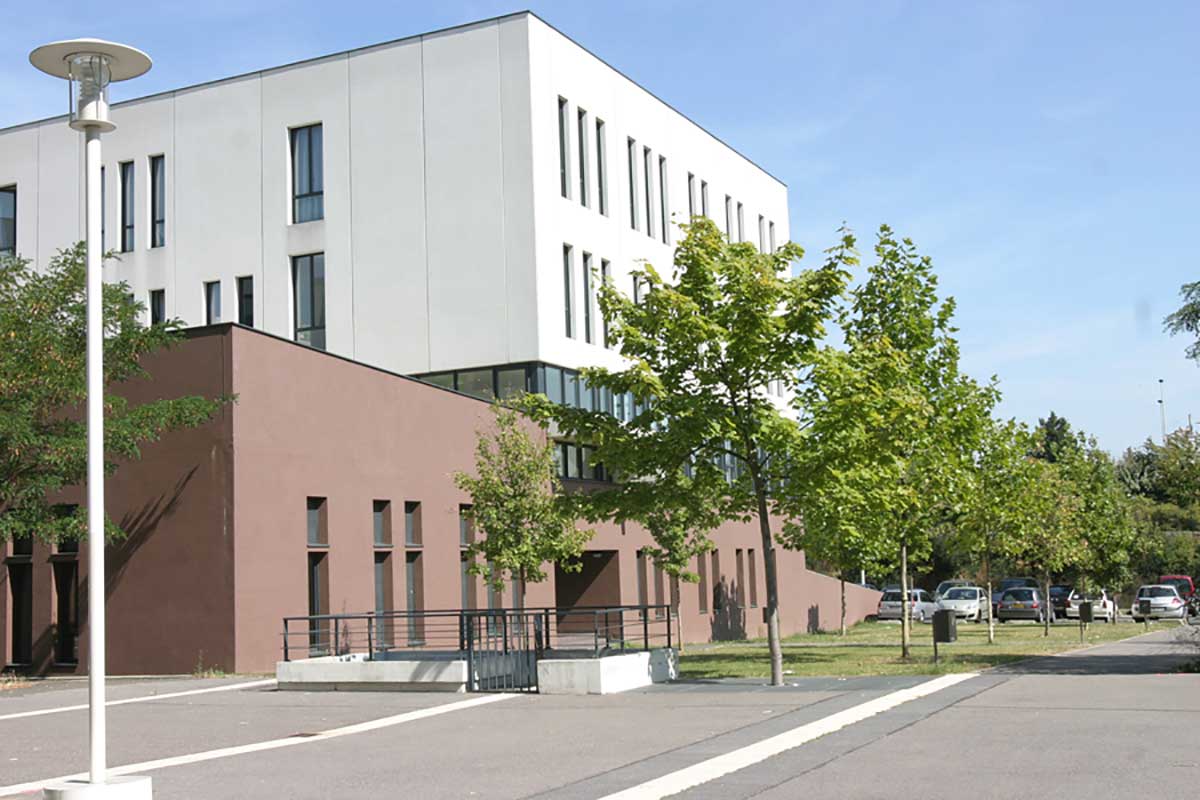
left=985, top=552, right=995, bottom=645
left=751, top=470, right=784, bottom=686
left=900, top=542, right=910, bottom=659
left=840, top=576, right=847, bottom=636
left=1043, top=572, right=1051, bottom=637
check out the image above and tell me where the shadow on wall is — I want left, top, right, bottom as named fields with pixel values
left=710, top=577, right=747, bottom=641
left=807, top=604, right=821, bottom=634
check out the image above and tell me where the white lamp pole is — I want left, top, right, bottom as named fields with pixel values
left=30, top=40, right=153, bottom=800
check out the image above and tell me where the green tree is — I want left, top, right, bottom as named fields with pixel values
left=453, top=403, right=593, bottom=603
left=1164, top=280, right=1200, bottom=362
left=1019, top=458, right=1085, bottom=636
left=1032, top=411, right=1078, bottom=463
left=0, top=245, right=224, bottom=544
left=531, top=217, right=851, bottom=685
left=1064, top=435, right=1138, bottom=593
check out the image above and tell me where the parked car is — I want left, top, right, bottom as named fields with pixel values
left=1065, top=589, right=1116, bottom=623
left=877, top=589, right=938, bottom=622
left=992, top=577, right=1039, bottom=617
left=1048, top=584, right=1074, bottom=619
left=1131, top=584, right=1188, bottom=621
left=933, top=579, right=973, bottom=601
left=1158, top=575, right=1197, bottom=614
left=996, top=587, right=1051, bottom=623
left=937, top=586, right=987, bottom=622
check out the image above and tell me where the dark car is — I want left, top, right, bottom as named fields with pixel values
left=1049, top=584, right=1073, bottom=619
left=997, top=587, right=1050, bottom=623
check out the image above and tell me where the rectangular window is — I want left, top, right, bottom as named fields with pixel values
left=758, top=215, right=765, bottom=252
left=204, top=280, right=221, bottom=325
left=497, top=367, right=526, bottom=400
left=0, top=185, right=15, bottom=258
left=658, top=156, right=669, bottom=245
left=595, top=118, right=608, bottom=215
left=120, top=161, right=134, bottom=252
left=769, top=221, right=776, bottom=253
left=563, top=244, right=575, bottom=338
left=292, top=252, right=326, bottom=350
left=735, top=548, right=746, bottom=608
left=373, top=500, right=391, bottom=546
left=404, top=501, right=421, bottom=546
left=697, top=553, right=709, bottom=613
left=711, top=550, right=722, bottom=611
left=558, top=97, right=570, bottom=199
left=636, top=549, right=648, bottom=609
left=405, top=551, right=424, bottom=642
left=544, top=365, right=563, bottom=404
left=150, top=155, right=166, bottom=247
left=632, top=274, right=642, bottom=305
left=149, top=289, right=165, bottom=325
left=582, top=251, right=593, bottom=344
left=653, top=562, right=666, bottom=618
left=724, top=195, right=732, bottom=239
left=237, top=276, right=254, bottom=327
left=687, top=173, right=695, bottom=218
left=642, top=146, right=654, bottom=240
left=307, top=553, right=329, bottom=654
left=457, top=369, right=494, bottom=401
left=306, top=497, right=327, bottom=546
left=291, top=124, right=324, bottom=223
left=701, top=180, right=709, bottom=217
left=563, top=371, right=579, bottom=408
left=737, top=202, right=745, bottom=242
left=459, top=505, right=473, bottom=547
left=748, top=548, right=759, bottom=607
left=460, top=552, right=476, bottom=610
left=600, top=259, right=611, bottom=348
left=53, top=559, right=79, bottom=664
left=576, top=107, right=589, bottom=207
left=374, top=552, right=392, bottom=617
left=627, top=137, right=639, bottom=230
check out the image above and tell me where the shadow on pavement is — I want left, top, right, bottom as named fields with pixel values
left=993, top=630, right=1200, bottom=676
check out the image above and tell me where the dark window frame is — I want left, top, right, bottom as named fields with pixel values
left=627, top=137, right=639, bottom=230
left=237, top=276, right=254, bottom=327
left=557, top=97, right=570, bottom=199
left=290, top=124, right=325, bottom=223
left=582, top=251, right=593, bottom=344
left=595, top=118, right=608, bottom=215
left=0, top=184, right=16, bottom=258
left=204, top=280, right=221, bottom=325
left=149, top=289, right=165, bottom=325
left=576, top=107, right=589, bottom=207
left=292, top=252, right=326, bottom=350
left=119, top=161, right=135, bottom=252
left=563, top=244, right=575, bottom=338
left=150, top=154, right=166, bottom=248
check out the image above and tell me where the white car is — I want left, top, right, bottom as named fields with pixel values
left=1132, top=585, right=1188, bottom=621
left=877, top=589, right=937, bottom=623
left=1065, top=589, right=1116, bottom=623
left=937, top=586, right=987, bottom=622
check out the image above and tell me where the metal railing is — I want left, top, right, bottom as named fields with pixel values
left=281, top=605, right=674, bottom=662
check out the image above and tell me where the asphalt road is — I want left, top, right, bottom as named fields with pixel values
left=1, top=626, right=1196, bottom=799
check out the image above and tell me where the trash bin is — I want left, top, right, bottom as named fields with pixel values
left=1079, top=601, right=1094, bottom=624
left=1138, top=598, right=1152, bottom=619
left=933, top=609, right=957, bottom=643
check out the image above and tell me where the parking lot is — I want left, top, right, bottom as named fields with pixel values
left=2, top=627, right=1197, bottom=799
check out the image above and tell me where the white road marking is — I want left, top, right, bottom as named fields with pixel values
left=0, top=678, right=278, bottom=722
left=598, top=672, right=979, bottom=800
left=0, top=692, right=515, bottom=797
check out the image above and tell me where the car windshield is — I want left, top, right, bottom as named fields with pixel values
left=1000, top=579, right=1035, bottom=590
left=1049, top=586, right=1071, bottom=597
left=1139, top=586, right=1177, bottom=598
left=1003, top=589, right=1035, bottom=601
left=945, top=588, right=976, bottom=600
left=881, top=591, right=902, bottom=602
left=1161, top=578, right=1190, bottom=593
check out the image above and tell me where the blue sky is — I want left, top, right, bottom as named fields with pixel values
left=3, top=1, right=1196, bottom=453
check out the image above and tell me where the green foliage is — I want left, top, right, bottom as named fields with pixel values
left=1031, top=411, right=1078, bottom=463
left=0, top=245, right=225, bottom=543
left=454, top=404, right=592, bottom=593
left=1164, top=280, right=1200, bottom=362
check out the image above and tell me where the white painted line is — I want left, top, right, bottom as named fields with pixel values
left=0, top=678, right=278, bottom=722
left=0, top=692, right=514, bottom=797
left=598, top=672, right=979, bottom=800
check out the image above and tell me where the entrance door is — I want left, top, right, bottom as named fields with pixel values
left=53, top=561, right=79, bottom=664
left=554, top=550, right=620, bottom=633
left=8, top=563, right=33, bottom=665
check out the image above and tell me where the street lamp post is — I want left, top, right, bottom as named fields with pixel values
left=30, top=39, right=153, bottom=800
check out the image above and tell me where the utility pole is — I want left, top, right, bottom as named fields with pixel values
left=1158, top=378, right=1167, bottom=443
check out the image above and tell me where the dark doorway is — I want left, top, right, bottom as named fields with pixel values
left=307, top=552, right=328, bottom=655
left=8, top=563, right=33, bottom=665
left=53, top=561, right=79, bottom=664
left=555, top=550, right=620, bottom=632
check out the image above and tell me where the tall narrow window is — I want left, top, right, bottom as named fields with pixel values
left=292, top=252, right=326, bottom=350
left=237, top=276, right=254, bottom=327
left=404, top=501, right=422, bottom=546
left=701, top=180, right=709, bottom=217
left=150, top=155, right=166, bottom=247
left=632, top=274, right=642, bottom=305
left=290, top=124, right=324, bottom=223
left=204, top=280, right=221, bottom=325
left=735, top=549, right=746, bottom=608
left=748, top=548, right=759, bottom=607
left=53, top=559, right=79, bottom=665
left=119, top=161, right=134, bottom=252
left=724, top=195, right=732, bottom=239
left=758, top=215, right=765, bottom=251
left=374, top=552, right=393, bottom=648
left=582, top=251, right=593, bottom=344
left=306, top=497, right=328, bottom=546
left=653, top=563, right=666, bottom=618
left=642, top=146, right=654, bottom=240
left=769, top=221, right=776, bottom=253
left=149, top=289, right=165, bottom=325
left=711, top=550, right=722, bottom=611
left=373, top=500, right=392, bottom=546
left=600, top=259, right=611, bottom=348
left=687, top=173, right=695, bottom=218
left=595, top=118, right=608, bottom=215
left=459, top=505, right=473, bottom=547
left=697, top=553, right=709, bottom=613
left=557, top=97, right=570, bottom=199
left=576, top=107, right=589, bottom=207
left=307, top=553, right=329, bottom=654
left=562, top=244, right=575, bottom=338
left=636, top=549, right=648, bottom=609
left=627, top=137, right=639, bottom=230
left=460, top=552, right=475, bottom=610
left=737, top=202, right=745, bottom=242
left=658, top=156, right=669, bottom=245
left=405, top=552, right=424, bottom=643
left=0, top=185, right=16, bottom=258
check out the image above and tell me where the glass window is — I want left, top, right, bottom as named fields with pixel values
left=582, top=252, right=593, bottom=344
left=120, top=162, right=134, bottom=252
left=658, top=156, right=668, bottom=245
left=149, top=289, right=165, bottom=325
left=643, top=146, right=654, bottom=240
left=237, top=276, right=254, bottom=327
left=758, top=215, right=765, bottom=251
left=459, top=505, right=473, bottom=546
left=627, top=137, right=639, bottom=230
left=600, top=259, right=611, bottom=348
left=373, top=500, right=391, bottom=546
left=404, top=501, right=421, bottom=546
left=563, top=370, right=579, bottom=408
left=595, top=118, right=607, bottom=216
left=496, top=368, right=526, bottom=400
left=422, top=373, right=454, bottom=390
left=580, top=376, right=594, bottom=412
left=204, top=281, right=221, bottom=325
left=576, top=107, right=589, bottom=207
left=306, top=497, right=326, bottom=546
left=737, top=202, right=744, bottom=242
left=457, top=369, right=494, bottom=400
left=150, top=155, right=166, bottom=248
left=563, top=245, right=574, bottom=338
left=701, top=180, right=709, bottom=217
left=544, top=366, right=563, bottom=404
left=724, top=195, right=732, bottom=239
left=291, top=124, right=324, bottom=223
left=769, top=221, right=776, bottom=252
left=1, top=185, right=16, bottom=257
left=564, top=443, right=580, bottom=479
left=292, top=253, right=326, bottom=350
left=687, top=173, right=695, bottom=218
left=558, top=97, right=570, bottom=199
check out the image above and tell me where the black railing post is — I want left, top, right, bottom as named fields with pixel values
left=283, top=618, right=290, bottom=662
left=502, top=612, right=509, bottom=655
left=643, top=607, right=650, bottom=651
left=667, top=607, right=673, bottom=649
left=368, top=616, right=374, bottom=661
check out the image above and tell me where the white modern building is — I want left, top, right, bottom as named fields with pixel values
left=0, top=11, right=789, bottom=409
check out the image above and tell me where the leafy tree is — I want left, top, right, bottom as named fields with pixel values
left=1064, top=435, right=1138, bottom=593
left=0, top=245, right=224, bottom=543
left=1018, top=458, right=1085, bottom=636
left=453, top=403, right=593, bottom=603
left=530, top=217, right=850, bottom=685
left=1164, top=280, right=1200, bottom=362
left=1032, top=411, right=1078, bottom=463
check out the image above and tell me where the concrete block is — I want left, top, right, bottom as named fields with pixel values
left=275, top=653, right=468, bottom=692
left=538, top=648, right=678, bottom=695
left=42, top=776, right=153, bottom=799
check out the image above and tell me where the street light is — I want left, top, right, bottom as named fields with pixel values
left=30, top=39, right=152, bottom=800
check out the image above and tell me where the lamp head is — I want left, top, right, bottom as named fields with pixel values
left=30, top=39, right=151, bottom=132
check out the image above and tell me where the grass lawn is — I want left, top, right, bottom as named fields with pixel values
left=678, top=619, right=1187, bottom=679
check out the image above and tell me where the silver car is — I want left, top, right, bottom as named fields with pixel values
left=997, top=587, right=1050, bottom=623
left=877, top=589, right=937, bottom=623
left=1132, top=584, right=1188, bottom=621
left=937, top=586, right=986, bottom=622
left=1066, top=589, right=1116, bottom=623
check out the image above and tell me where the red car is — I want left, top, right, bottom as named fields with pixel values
left=1159, top=575, right=1196, bottom=614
